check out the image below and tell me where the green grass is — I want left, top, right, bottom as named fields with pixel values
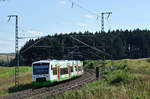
left=51, top=58, right=150, bottom=99
left=1, top=58, right=150, bottom=98
left=0, top=66, right=31, bottom=78
left=0, top=66, right=32, bottom=96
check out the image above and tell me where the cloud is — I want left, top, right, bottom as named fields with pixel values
left=84, top=14, right=96, bottom=19
left=77, top=23, right=88, bottom=27
left=27, top=30, right=43, bottom=36
left=60, top=0, right=66, bottom=5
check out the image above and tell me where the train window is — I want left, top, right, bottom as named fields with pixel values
left=70, top=66, right=73, bottom=72
left=60, top=68, right=68, bottom=75
left=33, top=63, right=49, bottom=75
left=53, top=68, right=57, bottom=75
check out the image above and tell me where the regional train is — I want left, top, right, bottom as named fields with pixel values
left=32, top=60, right=84, bottom=86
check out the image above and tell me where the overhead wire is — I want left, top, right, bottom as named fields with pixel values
left=68, top=0, right=103, bottom=32
left=70, top=35, right=110, bottom=57
left=68, top=0, right=99, bottom=16
left=21, top=37, right=45, bottom=54
left=21, top=0, right=112, bottom=59
left=68, top=0, right=113, bottom=33
left=68, top=0, right=101, bottom=27
left=81, top=50, right=103, bottom=59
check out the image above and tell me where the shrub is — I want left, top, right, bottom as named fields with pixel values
left=146, top=57, right=150, bottom=63
left=115, top=63, right=131, bottom=72
left=108, top=70, right=132, bottom=84
left=0, top=60, right=10, bottom=66
left=89, top=63, right=94, bottom=69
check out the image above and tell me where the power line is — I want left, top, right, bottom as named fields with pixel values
left=19, top=36, right=43, bottom=39
left=70, top=35, right=110, bottom=57
left=33, top=45, right=102, bottom=48
left=21, top=37, right=44, bottom=54
left=68, top=0, right=113, bottom=32
left=21, top=36, right=60, bottom=54
left=82, top=50, right=103, bottom=59
left=68, top=0, right=99, bottom=17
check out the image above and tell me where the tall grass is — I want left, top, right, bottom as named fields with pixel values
left=0, top=66, right=31, bottom=78
left=0, top=66, right=32, bottom=96
left=0, top=60, right=10, bottom=66
left=51, top=58, right=150, bottom=99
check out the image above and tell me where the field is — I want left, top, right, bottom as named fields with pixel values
left=0, top=53, right=15, bottom=66
left=0, top=66, right=32, bottom=95
left=51, top=58, right=150, bottom=99
left=1, top=58, right=150, bottom=98
left=0, top=53, right=15, bottom=61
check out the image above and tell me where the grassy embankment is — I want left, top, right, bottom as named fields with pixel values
left=0, top=66, right=32, bottom=96
left=51, top=58, right=150, bottom=99
left=1, top=58, right=150, bottom=98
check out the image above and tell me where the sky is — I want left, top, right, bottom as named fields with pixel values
left=0, top=0, right=150, bottom=53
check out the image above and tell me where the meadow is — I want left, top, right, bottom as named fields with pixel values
left=0, top=55, right=14, bottom=61
left=0, top=58, right=150, bottom=99
left=51, top=58, right=150, bottom=99
left=0, top=53, right=15, bottom=66
left=0, top=66, right=32, bottom=95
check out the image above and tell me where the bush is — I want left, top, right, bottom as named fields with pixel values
left=0, top=60, right=10, bottom=66
left=146, top=57, right=150, bottom=63
left=108, top=70, right=132, bottom=84
left=89, top=63, right=94, bottom=69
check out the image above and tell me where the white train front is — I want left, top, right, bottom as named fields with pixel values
left=32, top=60, right=84, bottom=86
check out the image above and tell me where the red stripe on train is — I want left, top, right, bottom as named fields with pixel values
left=57, top=65, right=60, bottom=82
left=68, top=65, right=70, bottom=79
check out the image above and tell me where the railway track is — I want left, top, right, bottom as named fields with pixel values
left=1, top=69, right=99, bottom=99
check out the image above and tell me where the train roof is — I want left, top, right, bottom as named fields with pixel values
left=32, top=60, right=81, bottom=64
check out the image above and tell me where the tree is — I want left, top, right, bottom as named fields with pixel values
left=9, top=29, right=150, bottom=66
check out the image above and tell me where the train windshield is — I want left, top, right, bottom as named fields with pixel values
left=33, top=63, right=49, bottom=75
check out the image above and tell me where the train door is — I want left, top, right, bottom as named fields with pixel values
left=51, top=62, right=57, bottom=81
left=57, top=65, right=60, bottom=82
left=81, top=61, right=84, bottom=73
left=49, top=62, right=51, bottom=80
left=70, top=61, right=74, bottom=77
left=72, top=61, right=74, bottom=76
left=73, top=61, right=77, bottom=76
left=77, top=61, right=79, bottom=75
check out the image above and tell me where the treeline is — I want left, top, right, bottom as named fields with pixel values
left=0, top=60, right=10, bottom=66
left=10, top=29, right=150, bottom=66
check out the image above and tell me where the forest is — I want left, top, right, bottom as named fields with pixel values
left=10, top=29, right=150, bottom=66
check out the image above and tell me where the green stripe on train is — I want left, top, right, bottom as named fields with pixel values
left=32, top=79, right=57, bottom=86
left=32, top=73, right=83, bottom=86
left=33, top=75, right=77, bottom=86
